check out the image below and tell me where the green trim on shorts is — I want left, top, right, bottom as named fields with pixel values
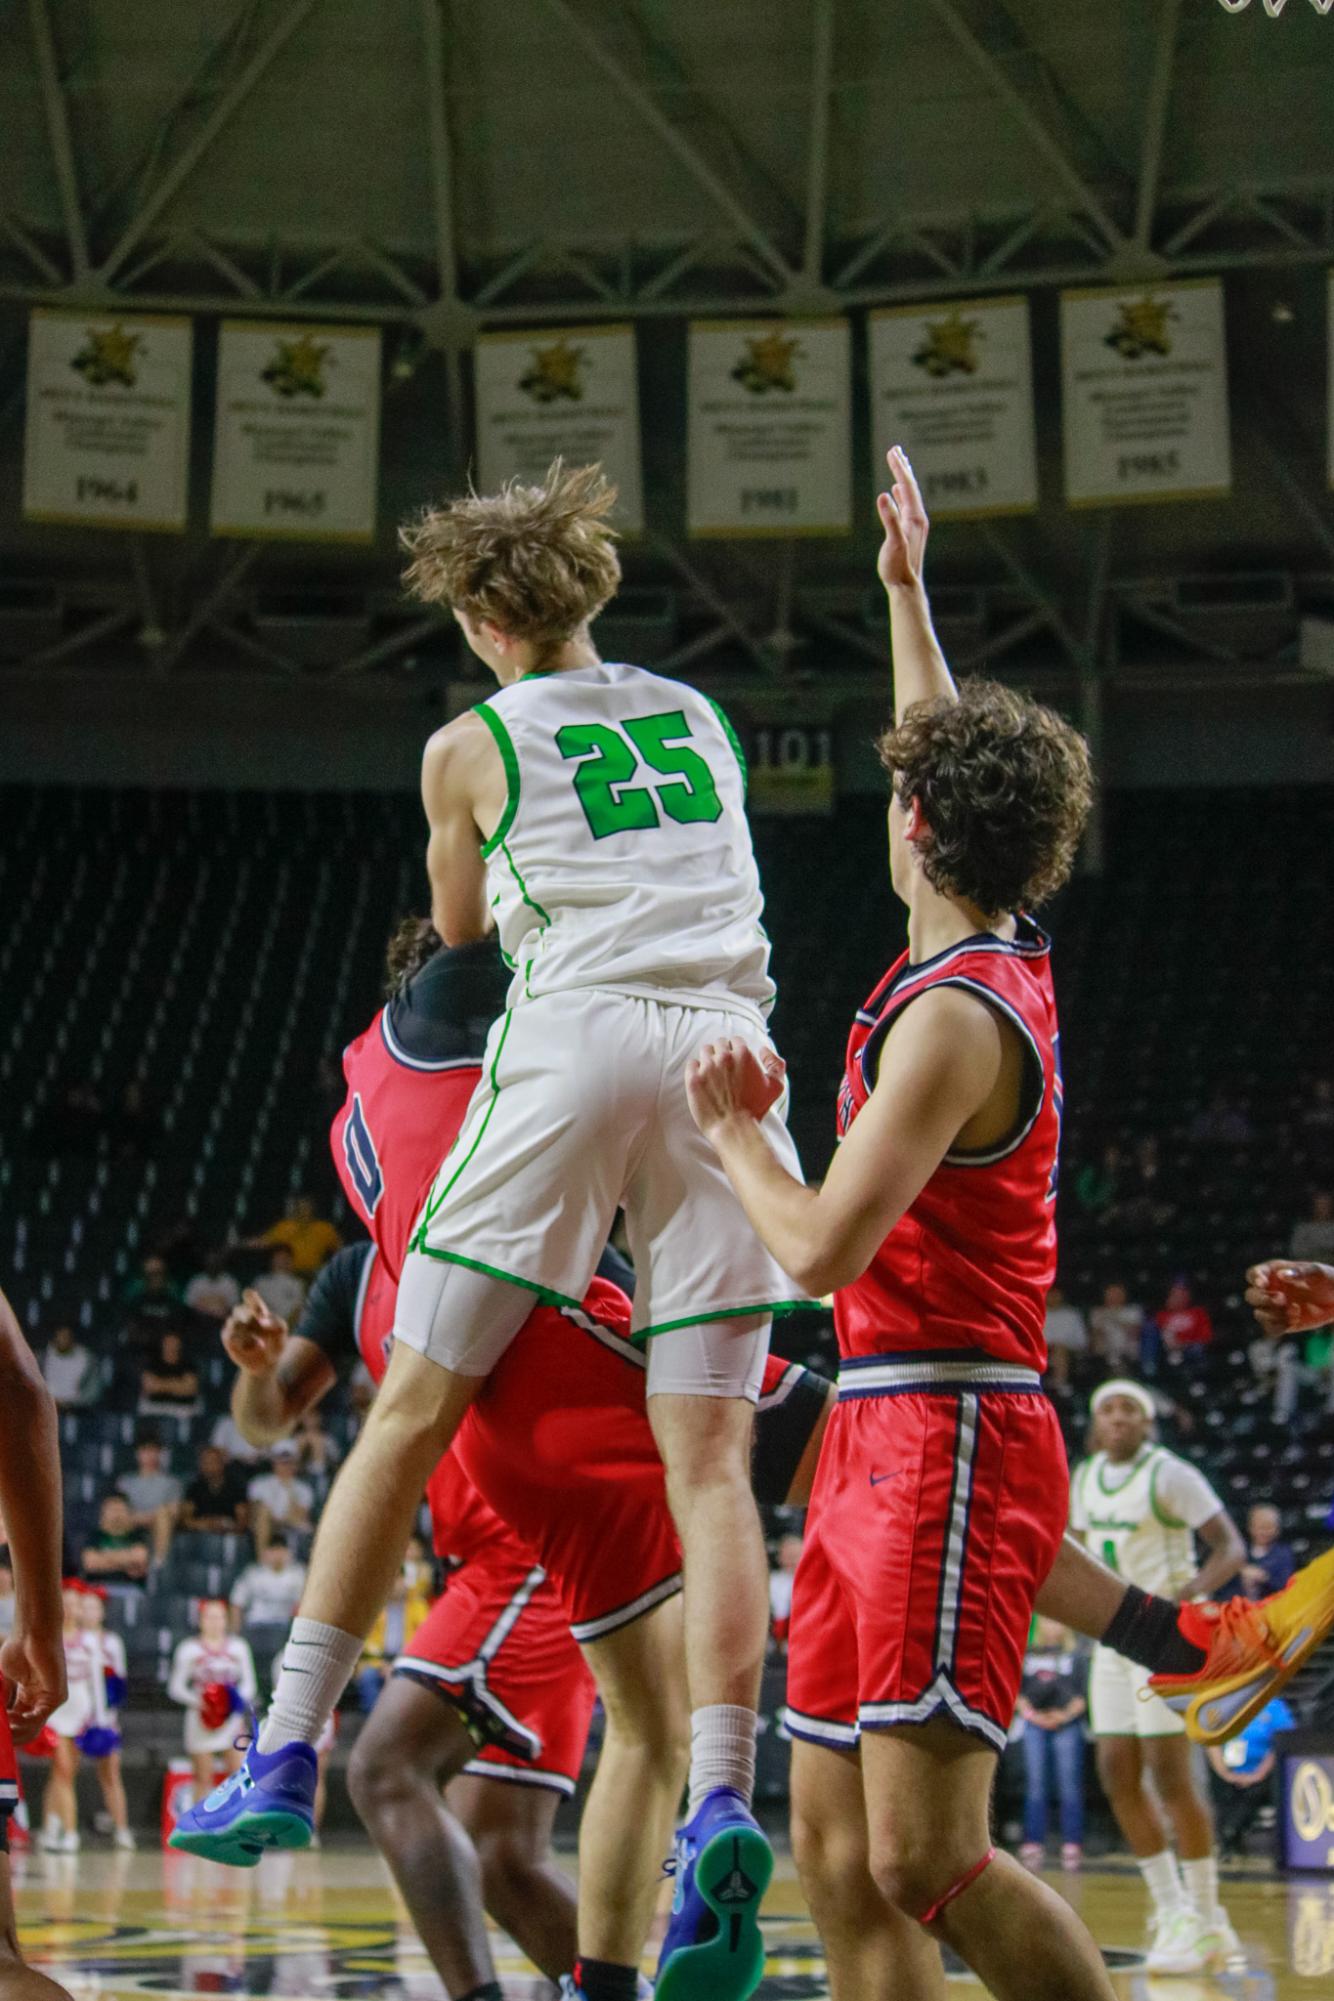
left=476, top=704, right=521, bottom=860
left=633, top=1297, right=821, bottom=1345
left=418, top=1008, right=515, bottom=1232
left=408, top=1244, right=584, bottom=1313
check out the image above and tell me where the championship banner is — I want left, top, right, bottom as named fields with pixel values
left=474, top=324, right=643, bottom=534
left=1060, top=278, right=1232, bottom=507
left=210, top=320, right=381, bottom=541
left=687, top=318, right=851, bottom=537
left=23, top=308, right=192, bottom=532
left=868, top=296, right=1038, bottom=519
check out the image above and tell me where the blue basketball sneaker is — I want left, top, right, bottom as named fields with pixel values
left=655, top=1788, right=772, bottom=2001
left=169, top=1735, right=317, bottom=1867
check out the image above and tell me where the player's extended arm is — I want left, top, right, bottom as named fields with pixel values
left=687, top=989, right=1003, bottom=1297
left=1185, top=1509, right=1245, bottom=1601
left=225, top=1289, right=336, bottom=1448
left=0, top=1284, right=67, bottom=1740
left=421, top=716, right=496, bottom=947
left=878, top=446, right=957, bottom=723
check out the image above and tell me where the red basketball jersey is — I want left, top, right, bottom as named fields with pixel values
left=330, top=1007, right=479, bottom=1288
left=834, top=917, right=1062, bottom=1372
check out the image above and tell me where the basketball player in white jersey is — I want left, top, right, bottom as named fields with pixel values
left=176, top=463, right=807, bottom=2001
left=1071, top=1382, right=1245, bottom=1975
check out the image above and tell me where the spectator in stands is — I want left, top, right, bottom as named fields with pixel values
left=240, top=1193, right=342, bottom=1279
left=1291, top=1191, right=1334, bottom=1265
left=1089, top=1282, right=1143, bottom=1372
left=229, top=1534, right=307, bottom=1664
left=252, top=1245, right=307, bottom=1328
left=294, top=1406, right=339, bottom=1486
left=1016, top=1619, right=1087, bottom=1874
left=1155, top=1280, right=1214, bottom=1368
left=1074, top=1143, right=1121, bottom=1217
left=80, top=1493, right=150, bottom=1591
left=0, top=1559, right=14, bottom=1638
left=184, top=1249, right=241, bottom=1323
left=768, top=1532, right=802, bottom=1652
left=247, top=1442, right=314, bottom=1553
left=115, top=1427, right=181, bottom=1568
left=1300, top=1077, right=1334, bottom=1136
left=137, top=1329, right=201, bottom=1418
left=1205, top=1697, right=1295, bottom=1860
left=355, top=1537, right=433, bottom=1711
left=208, top=1410, right=263, bottom=1466
left=122, top=1253, right=183, bottom=1322
left=1117, top=1135, right=1175, bottom=1234
left=1187, top=1090, right=1254, bottom=1147
left=1241, top=1504, right=1295, bottom=1601
left=1043, top=1285, right=1089, bottom=1389
left=180, top=1444, right=250, bottom=1536
left=40, top=1322, right=97, bottom=1408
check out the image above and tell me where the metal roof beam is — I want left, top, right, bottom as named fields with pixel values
left=98, top=0, right=326, bottom=288
left=1133, top=0, right=1183, bottom=253
left=534, top=0, right=796, bottom=291
left=25, top=0, right=90, bottom=281
left=918, top=0, right=1127, bottom=254
left=802, top=0, right=836, bottom=288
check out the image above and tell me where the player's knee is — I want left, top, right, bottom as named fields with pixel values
left=790, top=1802, right=864, bottom=1898
left=474, top=1826, right=544, bottom=1917
left=868, top=1831, right=977, bottom=1924
left=347, top=1728, right=419, bottom=1821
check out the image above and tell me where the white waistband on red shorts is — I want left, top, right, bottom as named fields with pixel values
left=837, top=1351, right=1043, bottom=1399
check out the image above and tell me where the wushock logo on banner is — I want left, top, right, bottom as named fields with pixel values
left=209, top=320, right=381, bottom=543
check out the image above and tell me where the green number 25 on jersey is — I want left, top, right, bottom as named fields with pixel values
left=556, top=710, right=723, bottom=840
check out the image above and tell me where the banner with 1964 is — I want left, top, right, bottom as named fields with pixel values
left=23, top=308, right=192, bottom=532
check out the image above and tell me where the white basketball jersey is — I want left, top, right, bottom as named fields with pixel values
left=475, top=661, right=774, bottom=1017
left=1070, top=1444, right=1220, bottom=1598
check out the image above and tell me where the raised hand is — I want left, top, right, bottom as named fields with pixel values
left=1245, top=1260, right=1334, bottom=1337
left=222, top=1288, right=289, bottom=1376
left=1, top=1624, right=67, bottom=1744
left=876, top=445, right=930, bottom=594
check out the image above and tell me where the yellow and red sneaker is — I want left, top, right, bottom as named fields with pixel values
left=1149, top=1547, right=1334, bottom=1744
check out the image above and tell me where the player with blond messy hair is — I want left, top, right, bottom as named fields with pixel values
left=176, top=460, right=811, bottom=2001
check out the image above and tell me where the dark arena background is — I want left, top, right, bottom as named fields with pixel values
left=3, top=4, right=1334, bottom=1997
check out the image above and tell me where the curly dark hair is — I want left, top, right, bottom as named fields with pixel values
left=878, top=680, right=1093, bottom=917
left=384, top=916, right=442, bottom=997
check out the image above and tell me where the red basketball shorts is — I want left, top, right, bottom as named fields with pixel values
left=394, top=1553, right=597, bottom=1797
left=456, top=1299, right=683, bottom=1643
left=786, top=1366, right=1067, bottom=1754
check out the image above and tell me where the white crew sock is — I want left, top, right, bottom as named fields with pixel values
left=1138, top=1847, right=1187, bottom=1918
left=687, top=1704, right=758, bottom=1815
left=1181, top=1853, right=1222, bottom=1924
left=257, top=1617, right=363, bottom=1754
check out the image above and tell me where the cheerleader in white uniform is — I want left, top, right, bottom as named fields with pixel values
left=41, top=1584, right=132, bottom=1851
left=168, top=1600, right=257, bottom=1796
